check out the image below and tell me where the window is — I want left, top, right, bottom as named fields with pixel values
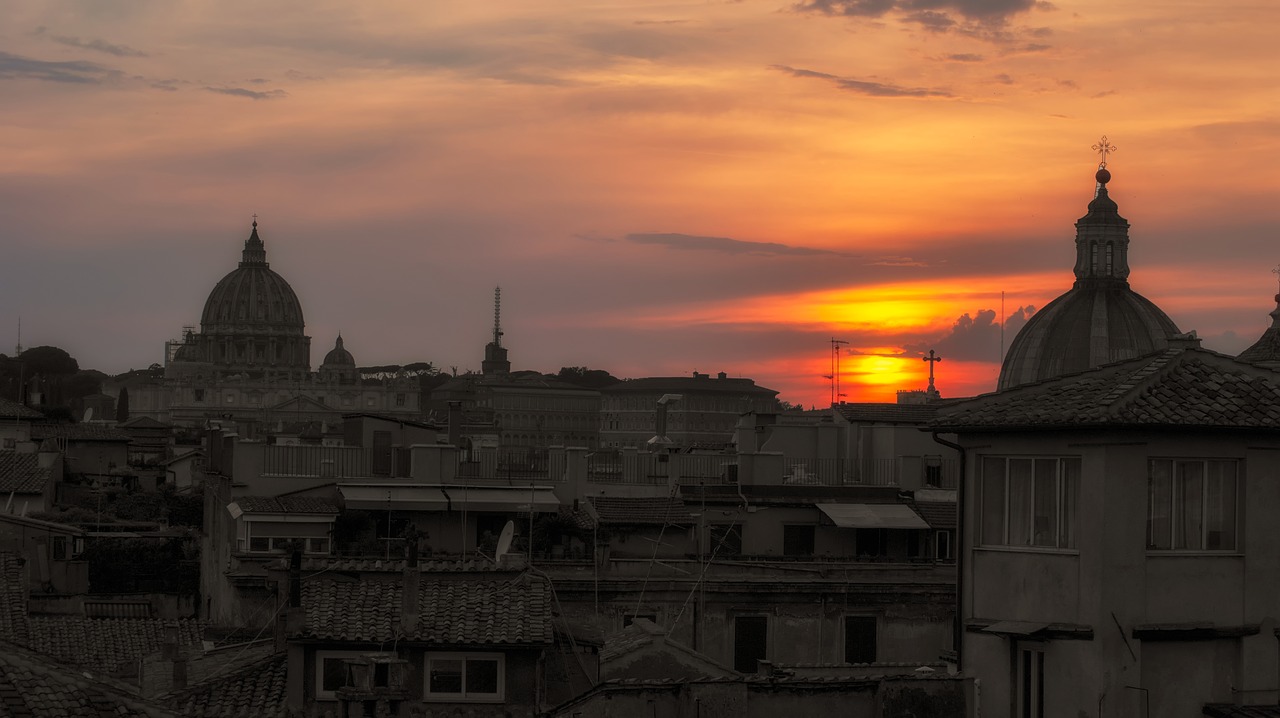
left=1147, top=459, right=1237, bottom=551
left=981, top=457, right=1079, bottom=549
left=782, top=525, right=815, bottom=556
left=710, top=524, right=742, bottom=556
left=51, top=536, right=68, bottom=561
left=935, top=530, right=954, bottom=561
left=856, top=528, right=886, bottom=557
left=395, top=393, right=406, bottom=407
left=1016, top=645, right=1045, bottom=718
left=844, top=616, right=877, bottom=664
left=733, top=616, right=768, bottom=672
left=315, top=651, right=395, bottom=701
left=425, top=653, right=504, bottom=702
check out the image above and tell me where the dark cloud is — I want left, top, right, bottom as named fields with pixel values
left=0, top=51, right=118, bottom=84
left=794, top=0, right=1035, bottom=21
left=946, top=53, right=985, bottom=61
left=905, top=10, right=956, bottom=31
left=204, top=86, right=287, bottom=100
left=626, top=233, right=852, bottom=257
left=772, top=65, right=952, bottom=98
left=904, top=304, right=1036, bottom=362
left=50, top=35, right=148, bottom=58
left=1020, top=43, right=1052, bottom=52
left=994, top=73, right=1014, bottom=84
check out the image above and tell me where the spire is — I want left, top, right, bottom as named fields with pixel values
left=240, top=216, right=268, bottom=267
left=1072, top=139, right=1130, bottom=285
left=1237, top=266, right=1280, bottom=366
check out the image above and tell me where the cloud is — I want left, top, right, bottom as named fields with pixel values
left=625, top=232, right=852, bottom=257
left=945, top=53, right=985, bottom=61
left=204, top=86, right=287, bottom=100
left=772, top=65, right=952, bottom=98
left=0, top=51, right=119, bottom=84
left=904, top=304, right=1036, bottom=361
left=794, top=0, right=1035, bottom=21
left=50, top=35, right=148, bottom=58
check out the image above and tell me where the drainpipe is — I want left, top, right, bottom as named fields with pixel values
left=932, top=431, right=965, bottom=673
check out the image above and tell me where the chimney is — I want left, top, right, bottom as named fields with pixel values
left=275, top=549, right=305, bottom=652
left=401, top=541, right=420, bottom=636
left=161, top=624, right=188, bottom=691
left=446, top=401, right=463, bottom=448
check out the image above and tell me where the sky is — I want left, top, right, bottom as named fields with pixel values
left=1, top=0, right=1278, bottom=407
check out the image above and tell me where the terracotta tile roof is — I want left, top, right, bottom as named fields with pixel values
left=0, top=451, right=51, bottom=494
left=0, top=639, right=176, bottom=717
left=1204, top=706, right=1280, bottom=718
left=31, top=423, right=132, bottom=442
left=0, top=397, right=42, bottom=420
left=233, top=496, right=338, bottom=514
left=25, top=617, right=204, bottom=674
left=298, top=574, right=553, bottom=646
left=912, top=501, right=957, bottom=529
left=589, top=496, right=697, bottom=526
left=0, top=554, right=28, bottom=646
left=932, top=348, right=1280, bottom=431
left=167, top=653, right=289, bottom=718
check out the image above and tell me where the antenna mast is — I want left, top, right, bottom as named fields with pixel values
left=830, top=338, right=849, bottom=405
left=493, top=286, right=503, bottom=347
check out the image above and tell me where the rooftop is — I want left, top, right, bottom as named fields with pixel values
left=0, top=450, right=52, bottom=494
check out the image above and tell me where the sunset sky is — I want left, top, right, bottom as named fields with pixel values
left=2, top=0, right=1278, bottom=406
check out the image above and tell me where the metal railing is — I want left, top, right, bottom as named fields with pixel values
left=781, top=457, right=959, bottom=488
left=587, top=452, right=735, bottom=485
left=263, top=445, right=371, bottom=478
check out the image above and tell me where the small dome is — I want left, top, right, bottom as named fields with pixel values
left=322, top=335, right=355, bottom=366
left=1237, top=294, right=1280, bottom=366
left=998, top=167, right=1180, bottom=390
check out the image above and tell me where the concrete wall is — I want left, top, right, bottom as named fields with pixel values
left=961, top=429, right=1280, bottom=718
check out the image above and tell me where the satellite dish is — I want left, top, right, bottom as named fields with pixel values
left=494, top=520, right=515, bottom=562
left=83, top=408, right=94, bottom=422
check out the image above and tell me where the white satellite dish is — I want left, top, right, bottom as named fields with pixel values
left=83, top=408, right=94, bottom=422
left=494, top=520, right=515, bottom=563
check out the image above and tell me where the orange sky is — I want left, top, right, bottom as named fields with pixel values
left=1, top=0, right=1279, bottom=407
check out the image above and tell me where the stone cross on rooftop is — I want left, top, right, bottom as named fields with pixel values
left=1092, top=135, right=1116, bottom=168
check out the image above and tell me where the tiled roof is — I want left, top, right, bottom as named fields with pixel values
left=589, top=496, right=697, bottom=526
left=31, top=423, right=132, bottom=442
left=912, top=501, right=957, bottom=529
left=604, top=376, right=777, bottom=396
left=298, top=574, right=553, bottom=646
left=293, top=556, right=491, bottom=573
left=25, top=617, right=204, bottom=674
left=167, top=653, right=289, bottom=718
left=0, top=451, right=51, bottom=494
left=932, top=348, right=1280, bottom=431
left=233, top=496, right=338, bottom=514
left=0, top=396, right=42, bottom=420
left=0, top=640, right=176, bottom=717
left=835, top=402, right=947, bottom=424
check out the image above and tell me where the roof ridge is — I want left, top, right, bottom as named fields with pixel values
left=1094, top=347, right=1184, bottom=410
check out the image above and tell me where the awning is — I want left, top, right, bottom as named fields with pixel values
left=339, top=484, right=449, bottom=511
left=982, top=621, right=1050, bottom=637
left=443, top=486, right=560, bottom=513
left=816, top=503, right=929, bottom=530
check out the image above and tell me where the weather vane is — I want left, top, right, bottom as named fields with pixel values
left=1092, top=136, right=1116, bottom=168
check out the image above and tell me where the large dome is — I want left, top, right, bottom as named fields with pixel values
left=998, top=168, right=1180, bottom=391
left=201, top=222, right=305, bottom=333
left=175, top=221, right=312, bottom=379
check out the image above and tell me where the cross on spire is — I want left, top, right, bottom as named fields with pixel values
left=923, top=349, right=942, bottom=397
left=1092, top=135, right=1116, bottom=168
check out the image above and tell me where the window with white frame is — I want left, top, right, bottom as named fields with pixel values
left=980, top=457, right=1079, bottom=549
left=315, top=650, right=395, bottom=701
left=425, top=653, right=504, bottom=702
left=1147, top=458, right=1238, bottom=551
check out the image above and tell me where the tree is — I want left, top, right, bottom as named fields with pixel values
left=115, top=386, right=130, bottom=422
left=555, top=367, right=621, bottom=389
